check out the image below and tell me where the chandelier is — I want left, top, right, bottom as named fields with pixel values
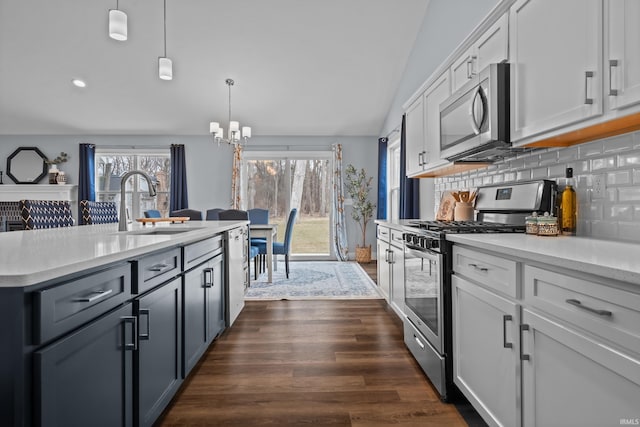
left=209, top=78, right=251, bottom=145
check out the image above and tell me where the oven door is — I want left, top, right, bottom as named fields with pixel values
left=404, top=245, right=444, bottom=354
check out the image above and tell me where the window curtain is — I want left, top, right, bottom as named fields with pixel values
left=332, top=143, right=348, bottom=261
left=78, top=143, right=96, bottom=212
left=377, top=137, right=388, bottom=219
left=170, top=144, right=189, bottom=211
left=399, top=114, right=420, bottom=219
left=231, top=144, right=243, bottom=209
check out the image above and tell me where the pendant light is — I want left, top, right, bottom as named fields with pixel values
left=109, top=0, right=127, bottom=41
left=158, top=0, right=173, bottom=80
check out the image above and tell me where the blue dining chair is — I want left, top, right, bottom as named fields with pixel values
left=254, top=208, right=297, bottom=278
left=206, top=208, right=225, bottom=220
left=144, top=209, right=161, bottom=218
left=218, top=209, right=262, bottom=280
left=170, top=209, right=203, bottom=220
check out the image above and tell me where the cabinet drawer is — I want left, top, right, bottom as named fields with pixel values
left=390, top=229, right=405, bottom=247
left=133, top=248, right=181, bottom=294
left=452, top=246, right=518, bottom=298
left=183, top=235, right=223, bottom=271
left=35, top=263, right=131, bottom=344
left=377, top=226, right=390, bottom=242
left=524, top=265, right=640, bottom=355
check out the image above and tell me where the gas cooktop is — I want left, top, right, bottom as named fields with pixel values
left=406, top=220, right=525, bottom=234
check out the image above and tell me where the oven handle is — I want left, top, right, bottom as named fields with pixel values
left=405, top=245, right=440, bottom=260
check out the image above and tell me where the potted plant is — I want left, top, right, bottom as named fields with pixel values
left=344, top=164, right=376, bottom=263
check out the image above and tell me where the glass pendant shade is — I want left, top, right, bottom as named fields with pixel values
left=229, top=121, right=240, bottom=132
left=209, top=122, right=220, bottom=134
left=242, top=127, right=251, bottom=138
left=109, top=9, right=128, bottom=41
left=158, top=57, right=173, bottom=80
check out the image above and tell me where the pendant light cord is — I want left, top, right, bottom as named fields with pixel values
left=228, top=82, right=232, bottom=127
left=163, top=0, right=167, bottom=57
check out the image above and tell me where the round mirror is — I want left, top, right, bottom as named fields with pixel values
left=6, top=147, right=48, bottom=184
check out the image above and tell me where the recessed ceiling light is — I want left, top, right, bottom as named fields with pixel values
left=72, top=79, right=87, bottom=88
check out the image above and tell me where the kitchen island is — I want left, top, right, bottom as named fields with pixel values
left=0, top=220, right=248, bottom=427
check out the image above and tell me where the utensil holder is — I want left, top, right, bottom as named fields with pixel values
left=454, top=202, right=474, bottom=221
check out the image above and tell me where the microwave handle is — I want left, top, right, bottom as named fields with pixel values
left=469, top=87, right=484, bottom=135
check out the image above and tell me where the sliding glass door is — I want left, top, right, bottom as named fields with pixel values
left=243, top=151, right=333, bottom=259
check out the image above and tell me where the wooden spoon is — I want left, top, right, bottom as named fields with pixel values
left=459, top=191, right=470, bottom=203
left=451, top=192, right=461, bottom=202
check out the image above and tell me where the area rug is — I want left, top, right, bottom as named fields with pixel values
left=245, top=261, right=382, bottom=300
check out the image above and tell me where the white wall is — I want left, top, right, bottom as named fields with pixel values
left=380, top=0, right=500, bottom=219
left=0, top=134, right=378, bottom=257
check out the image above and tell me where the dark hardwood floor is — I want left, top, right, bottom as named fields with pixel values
left=158, top=261, right=472, bottom=426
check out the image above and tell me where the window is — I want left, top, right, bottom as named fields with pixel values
left=242, top=150, right=333, bottom=259
left=387, top=138, right=401, bottom=221
left=95, top=148, right=171, bottom=219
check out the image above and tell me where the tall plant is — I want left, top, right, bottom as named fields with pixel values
left=344, top=164, right=376, bottom=248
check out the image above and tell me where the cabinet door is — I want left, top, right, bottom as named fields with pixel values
left=205, top=254, right=225, bottom=343
left=376, top=239, right=390, bottom=300
left=608, top=0, right=640, bottom=110
left=36, top=303, right=134, bottom=427
left=405, top=95, right=426, bottom=177
left=451, top=47, right=476, bottom=93
left=390, top=243, right=405, bottom=317
left=510, top=0, right=603, bottom=143
left=521, top=309, right=640, bottom=427
left=423, top=72, right=451, bottom=170
left=226, top=228, right=246, bottom=326
left=136, top=277, right=182, bottom=427
left=475, top=13, right=509, bottom=73
left=452, top=275, right=519, bottom=427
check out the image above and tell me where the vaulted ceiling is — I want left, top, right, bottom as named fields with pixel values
left=0, top=0, right=429, bottom=137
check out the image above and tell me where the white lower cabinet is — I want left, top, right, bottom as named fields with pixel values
left=376, top=225, right=405, bottom=319
left=521, top=308, right=640, bottom=427
left=452, top=275, right=520, bottom=427
left=452, top=244, right=640, bottom=427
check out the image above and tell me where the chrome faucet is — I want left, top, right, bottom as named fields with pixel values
left=119, top=170, right=157, bottom=231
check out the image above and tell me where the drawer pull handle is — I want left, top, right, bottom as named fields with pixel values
left=203, top=267, right=214, bottom=288
left=584, top=71, right=594, bottom=105
left=609, top=59, right=619, bottom=96
left=139, top=308, right=151, bottom=340
left=468, top=263, right=489, bottom=272
left=503, top=315, right=513, bottom=349
left=122, top=316, right=138, bottom=351
left=566, top=299, right=612, bottom=317
left=148, top=263, right=171, bottom=272
left=520, top=324, right=530, bottom=361
left=74, top=289, right=113, bottom=303
left=414, top=334, right=425, bottom=350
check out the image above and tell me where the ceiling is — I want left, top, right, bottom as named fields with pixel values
left=0, top=0, right=429, bottom=137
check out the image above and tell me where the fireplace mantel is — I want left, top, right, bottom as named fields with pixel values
left=0, top=184, right=79, bottom=219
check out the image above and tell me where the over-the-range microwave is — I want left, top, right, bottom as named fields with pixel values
left=439, top=62, right=510, bottom=162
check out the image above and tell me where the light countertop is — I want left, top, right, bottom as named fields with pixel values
left=0, top=221, right=247, bottom=288
left=446, top=234, right=640, bottom=284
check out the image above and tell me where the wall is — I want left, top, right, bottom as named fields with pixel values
left=379, top=0, right=500, bottom=218
left=0, top=134, right=377, bottom=257
left=434, top=131, right=640, bottom=242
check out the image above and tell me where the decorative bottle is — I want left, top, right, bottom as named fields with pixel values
left=560, top=167, right=576, bottom=235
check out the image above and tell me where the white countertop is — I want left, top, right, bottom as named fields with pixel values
left=0, top=221, right=247, bottom=288
left=446, top=234, right=640, bottom=284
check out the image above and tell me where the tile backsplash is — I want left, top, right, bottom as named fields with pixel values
left=434, top=130, right=640, bottom=243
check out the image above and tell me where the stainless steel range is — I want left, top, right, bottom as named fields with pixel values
left=402, top=180, right=557, bottom=402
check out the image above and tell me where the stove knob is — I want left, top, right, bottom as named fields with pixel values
left=429, top=240, right=440, bottom=250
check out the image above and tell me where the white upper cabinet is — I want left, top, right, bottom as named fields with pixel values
left=423, top=72, right=451, bottom=170
left=607, top=0, right=640, bottom=111
left=404, top=95, right=425, bottom=177
left=451, top=13, right=509, bottom=93
left=510, top=0, right=604, bottom=144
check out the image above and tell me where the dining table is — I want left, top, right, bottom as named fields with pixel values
left=249, top=223, right=277, bottom=283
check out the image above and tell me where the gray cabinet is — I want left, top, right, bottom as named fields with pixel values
left=183, top=253, right=224, bottom=377
left=135, top=277, right=182, bottom=427
left=35, top=303, right=135, bottom=427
